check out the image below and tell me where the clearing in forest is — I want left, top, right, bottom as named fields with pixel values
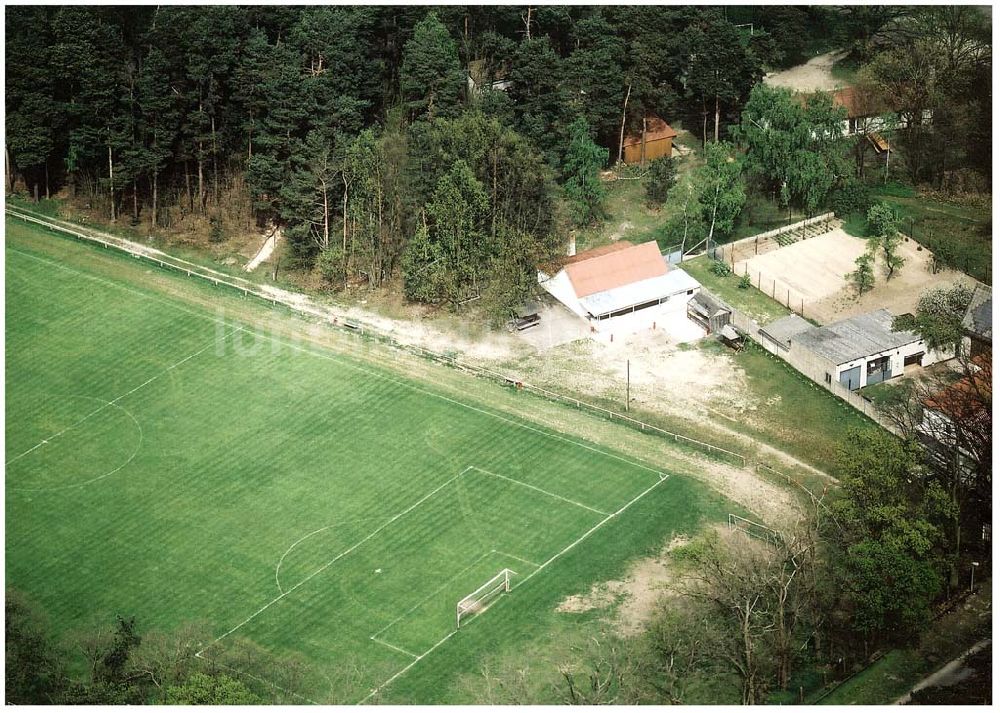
left=5, top=219, right=724, bottom=703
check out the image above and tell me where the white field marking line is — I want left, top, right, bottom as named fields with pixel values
left=469, top=466, right=610, bottom=516
left=14, top=245, right=667, bottom=481
left=9, top=397, right=144, bottom=493
left=357, top=629, right=460, bottom=704
left=358, top=474, right=673, bottom=704
left=369, top=550, right=497, bottom=641
left=369, top=638, right=419, bottom=660
left=198, top=467, right=475, bottom=656
left=5, top=326, right=242, bottom=466
left=7, top=246, right=230, bottom=327
left=250, top=331, right=667, bottom=480
left=513, top=474, right=671, bottom=593
left=492, top=550, right=542, bottom=569
left=192, top=650, right=320, bottom=705
left=274, top=517, right=385, bottom=595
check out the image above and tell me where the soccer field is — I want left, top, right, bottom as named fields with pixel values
left=5, top=221, right=729, bottom=703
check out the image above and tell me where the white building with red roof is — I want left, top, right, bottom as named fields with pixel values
left=538, top=240, right=703, bottom=342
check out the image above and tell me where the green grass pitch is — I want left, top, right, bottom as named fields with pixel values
left=6, top=219, right=733, bottom=703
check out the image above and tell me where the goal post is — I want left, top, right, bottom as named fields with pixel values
left=456, top=568, right=515, bottom=628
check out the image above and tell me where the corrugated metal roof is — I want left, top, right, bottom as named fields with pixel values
left=564, top=240, right=668, bottom=298
left=761, top=314, right=814, bottom=346
left=792, top=308, right=920, bottom=365
left=962, top=284, right=992, bottom=341
left=622, top=115, right=678, bottom=148
left=579, top=268, right=700, bottom=317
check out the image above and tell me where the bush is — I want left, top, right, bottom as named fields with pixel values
left=315, top=245, right=345, bottom=286
left=830, top=179, right=872, bottom=217
left=644, top=156, right=677, bottom=206
left=738, top=274, right=752, bottom=289
left=208, top=216, right=224, bottom=244
left=712, top=259, right=732, bottom=277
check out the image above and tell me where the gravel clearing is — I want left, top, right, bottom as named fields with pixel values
left=764, top=50, right=850, bottom=93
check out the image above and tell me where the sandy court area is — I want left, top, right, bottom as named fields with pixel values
left=735, top=228, right=868, bottom=312
left=811, top=239, right=978, bottom=323
left=735, top=228, right=978, bottom=324
left=764, top=50, right=850, bottom=93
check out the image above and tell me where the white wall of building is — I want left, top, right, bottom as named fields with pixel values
left=538, top=271, right=588, bottom=318
left=589, top=289, right=704, bottom=343
left=540, top=268, right=704, bottom=343
left=833, top=339, right=951, bottom=388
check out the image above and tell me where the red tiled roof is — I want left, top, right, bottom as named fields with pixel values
left=924, top=358, right=992, bottom=421
left=795, top=86, right=892, bottom=119
left=562, top=241, right=632, bottom=265
left=623, top=115, right=678, bottom=148
left=563, top=240, right=668, bottom=298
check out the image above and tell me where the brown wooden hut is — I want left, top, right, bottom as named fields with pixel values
left=622, top=115, right=677, bottom=165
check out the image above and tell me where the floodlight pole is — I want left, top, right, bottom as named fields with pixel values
left=626, top=359, right=630, bottom=411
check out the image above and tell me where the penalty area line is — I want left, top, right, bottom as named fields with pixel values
left=469, top=466, right=609, bottom=516
left=358, top=474, right=672, bottom=704
left=200, top=467, right=473, bottom=656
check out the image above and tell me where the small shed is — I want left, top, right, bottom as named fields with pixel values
left=785, top=309, right=943, bottom=390
left=622, top=115, right=677, bottom=165
left=688, top=291, right=732, bottom=334
left=467, top=59, right=512, bottom=95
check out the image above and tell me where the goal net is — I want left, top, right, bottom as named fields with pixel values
left=456, top=569, right=515, bottom=628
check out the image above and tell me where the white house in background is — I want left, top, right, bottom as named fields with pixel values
left=759, top=309, right=952, bottom=391
left=538, top=240, right=703, bottom=342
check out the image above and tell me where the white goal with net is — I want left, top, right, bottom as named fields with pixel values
left=456, top=569, right=515, bottom=628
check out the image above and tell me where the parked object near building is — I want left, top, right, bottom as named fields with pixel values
left=538, top=240, right=703, bottom=342
left=759, top=308, right=952, bottom=390
left=622, top=115, right=678, bottom=165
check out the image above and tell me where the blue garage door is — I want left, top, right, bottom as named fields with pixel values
left=839, top=365, right=862, bottom=390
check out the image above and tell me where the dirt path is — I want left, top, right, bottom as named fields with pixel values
left=245, top=226, right=281, bottom=272
left=894, top=639, right=992, bottom=704
left=764, top=50, right=850, bottom=93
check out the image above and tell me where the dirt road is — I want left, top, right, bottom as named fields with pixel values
left=895, top=639, right=992, bottom=704
left=764, top=50, right=850, bottom=93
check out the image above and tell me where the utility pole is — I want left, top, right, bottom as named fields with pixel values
left=626, top=359, right=630, bottom=411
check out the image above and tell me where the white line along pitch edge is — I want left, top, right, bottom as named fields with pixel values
left=248, top=331, right=668, bottom=481
left=6, top=326, right=243, bottom=466
left=369, top=550, right=497, bottom=643
left=357, top=473, right=671, bottom=704
left=468, top=466, right=610, bottom=516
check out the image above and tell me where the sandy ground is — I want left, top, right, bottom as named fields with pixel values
left=811, top=239, right=978, bottom=323
left=736, top=227, right=977, bottom=325
left=245, top=226, right=281, bottom=272
left=764, top=50, right=850, bottom=93
left=556, top=534, right=691, bottom=636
